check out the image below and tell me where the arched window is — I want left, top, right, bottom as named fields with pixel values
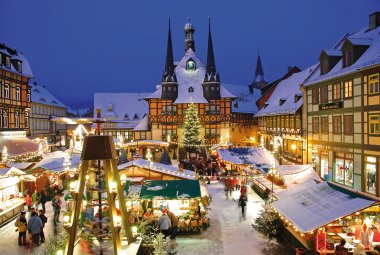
left=3, top=111, right=8, bottom=128
left=186, top=59, right=196, bottom=71
left=15, top=111, right=19, bottom=128
left=25, top=112, right=29, bottom=128
left=188, top=86, right=194, bottom=93
left=16, top=87, right=20, bottom=101
left=4, top=84, right=9, bottom=98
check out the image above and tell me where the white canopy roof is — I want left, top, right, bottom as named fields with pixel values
left=272, top=180, right=375, bottom=233
left=277, top=165, right=321, bottom=190
left=217, top=147, right=275, bottom=165
left=31, top=151, right=81, bottom=173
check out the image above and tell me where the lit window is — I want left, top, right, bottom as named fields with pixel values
left=16, top=87, right=20, bottom=101
left=369, top=115, right=380, bottom=134
left=368, top=74, right=379, bottom=95
left=186, top=60, right=196, bottom=70
left=366, top=156, right=377, bottom=195
left=344, top=80, right=352, bottom=98
left=333, top=83, right=341, bottom=101
left=4, top=83, right=9, bottom=98
left=14, top=111, right=19, bottom=128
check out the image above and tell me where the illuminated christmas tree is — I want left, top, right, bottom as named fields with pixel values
left=183, top=103, right=201, bottom=154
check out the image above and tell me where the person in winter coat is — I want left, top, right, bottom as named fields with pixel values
left=25, top=193, right=32, bottom=211
left=238, top=194, right=247, bottom=219
left=158, top=209, right=171, bottom=238
left=15, top=211, right=27, bottom=246
left=40, top=189, right=47, bottom=213
left=32, top=190, right=40, bottom=211
left=353, top=243, right=366, bottom=255
left=27, top=212, right=43, bottom=246
left=51, top=193, right=62, bottom=226
left=335, top=239, right=348, bottom=255
left=166, top=208, right=178, bottom=239
left=38, top=209, right=47, bottom=243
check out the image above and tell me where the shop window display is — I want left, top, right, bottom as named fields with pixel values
left=334, top=153, right=353, bottom=187
left=366, top=156, right=377, bottom=195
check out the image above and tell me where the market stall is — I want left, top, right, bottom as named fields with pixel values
left=271, top=180, right=379, bottom=252
left=126, top=180, right=208, bottom=232
left=0, top=167, right=36, bottom=225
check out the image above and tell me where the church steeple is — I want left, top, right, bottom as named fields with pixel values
left=250, top=51, right=268, bottom=91
left=202, top=17, right=221, bottom=101
left=162, top=17, right=176, bottom=83
left=184, top=17, right=195, bottom=52
left=161, top=17, right=178, bottom=101
left=204, top=17, right=219, bottom=83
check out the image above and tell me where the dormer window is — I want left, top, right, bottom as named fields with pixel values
left=294, top=94, right=302, bottom=103
left=0, top=53, right=2, bottom=65
left=279, top=98, right=286, bottom=106
left=133, top=113, right=139, bottom=120
left=17, top=62, right=22, bottom=72
left=343, top=50, right=352, bottom=68
left=124, top=114, right=129, bottom=120
left=5, top=56, right=10, bottom=68
left=186, top=59, right=196, bottom=71
left=188, top=86, right=194, bottom=93
left=264, top=103, right=269, bottom=109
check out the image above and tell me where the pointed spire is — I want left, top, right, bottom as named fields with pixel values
left=255, top=51, right=265, bottom=78
left=204, top=17, right=219, bottom=82
left=162, top=17, right=176, bottom=82
left=251, top=50, right=268, bottom=89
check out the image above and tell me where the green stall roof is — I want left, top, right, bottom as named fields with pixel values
left=140, top=180, right=201, bottom=200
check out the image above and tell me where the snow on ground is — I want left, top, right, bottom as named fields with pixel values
left=173, top=181, right=268, bottom=255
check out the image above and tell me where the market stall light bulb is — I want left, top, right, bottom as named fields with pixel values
left=115, top=216, right=121, bottom=225
left=85, top=175, right=89, bottom=181
left=57, top=250, right=64, bottom=255
left=120, top=174, right=127, bottom=182
left=63, top=215, right=70, bottom=223
left=110, top=181, right=117, bottom=191
left=69, top=181, right=77, bottom=190
left=132, top=226, right=138, bottom=234
left=126, top=200, right=132, bottom=208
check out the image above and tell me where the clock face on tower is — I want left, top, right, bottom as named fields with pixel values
left=186, top=60, right=196, bottom=71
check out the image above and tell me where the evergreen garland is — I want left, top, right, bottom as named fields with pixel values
left=183, top=103, right=202, bottom=154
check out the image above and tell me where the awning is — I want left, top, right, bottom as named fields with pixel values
left=0, top=137, right=39, bottom=157
left=217, top=147, right=275, bottom=166
left=27, top=152, right=81, bottom=174
left=124, top=140, right=169, bottom=147
left=272, top=180, right=376, bottom=233
left=277, top=165, right=321, bottom=191
left=139, top=180, right=201, bottom=200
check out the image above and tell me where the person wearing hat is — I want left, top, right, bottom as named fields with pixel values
left=158, top=209, right=171, bottom=238
left=14, top=211, right=28, bottom=246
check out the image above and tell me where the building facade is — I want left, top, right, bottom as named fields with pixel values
left=145, top=19, right=239, bottom=148
left=304, top=12, right=380, bottom=197
left=256, top=65, right=318, bottom=164
left=29, top=82, right=68, bottom=148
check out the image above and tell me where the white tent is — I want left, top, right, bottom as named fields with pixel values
left=277, top=165, right=321, bottom=191
left=272, top=180, right=375, bottom=233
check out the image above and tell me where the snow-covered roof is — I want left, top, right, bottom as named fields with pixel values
left=30, top=151, right=81, bottom=173
left=276, top=165, right=321, bottom=191
left=217, top=147, right=275, bottom=165
left=144, top=49, right=235, bottom=103
left=133, top=114, right=150, bottom=131
left=305, top=25, right=380, bottom=86
left=0, top=137, right=39, bottom=157
left=223, top=84, right=261, bottom=113
left=118, top=158, right=195, bottom=180
left=323, top=49, right=342, bottom=57
left=256, top=64, right=318, bottom=117
left=94, top=93, right=149, bottom=128
left=5, top=162, right=34, bottom=170
left=0, top=45, right=33, bottom=78
left=30, top=83, right=67, bottom=108
left=272, top=180, right=375, bottom=233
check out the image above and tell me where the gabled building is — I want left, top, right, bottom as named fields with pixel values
left=145, top=19, right=237, bottom=147
left=250, top=53, right=268, bottom=90
left=256, top=64, right=318, bottom=164
left=303, top=12, right=380, bottom=197
left=29, top=82, right=68, bottom=148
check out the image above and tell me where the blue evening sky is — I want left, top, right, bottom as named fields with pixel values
left=0, top=0, right=378, bottom=108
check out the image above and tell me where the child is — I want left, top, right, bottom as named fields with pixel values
left=15, top=211, right=27, bottom=246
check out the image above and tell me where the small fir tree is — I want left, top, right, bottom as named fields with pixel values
left=252, top=204, right=283, bottom=242
left=183, top=103, right=202, bottom=154
left=160, top=149, right=172, bottom=165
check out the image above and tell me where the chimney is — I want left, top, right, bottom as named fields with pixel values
left=369, top=12, right=380, bottom=30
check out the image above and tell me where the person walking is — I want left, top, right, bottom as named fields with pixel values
left=158, top=209, right=171, bottom=238
left=25, top=193, right=32, bottom=212
left=14, top=211, right=28, bottom=246
left=166, top=208, right=178, bottom=239
left=206, top=164, right=212, bottom=184
left=27, top=211, right=43, bottom=246
left=51, top=193, right=62, bottom=226
left=40, top=189, right=47, bottom=213
left=38, top=209, right=47, bottom=243
left=238, top=194, right=247, bottom=220
left=32, top=190, right=39, bottom=211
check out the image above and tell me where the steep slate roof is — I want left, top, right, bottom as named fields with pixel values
left=305, top=25, right=380, bottom=86
left=223, top=84, right=261, bottom=113
left=94, top=93, right=149, bottom=129
left=256, top=64, right=318, bottom=117
left=30, top=82, right=67, bottom=108
left=0, top=44, right=33, bottom=77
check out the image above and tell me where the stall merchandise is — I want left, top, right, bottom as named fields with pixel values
left=127, top=180, right=209, bottom=232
